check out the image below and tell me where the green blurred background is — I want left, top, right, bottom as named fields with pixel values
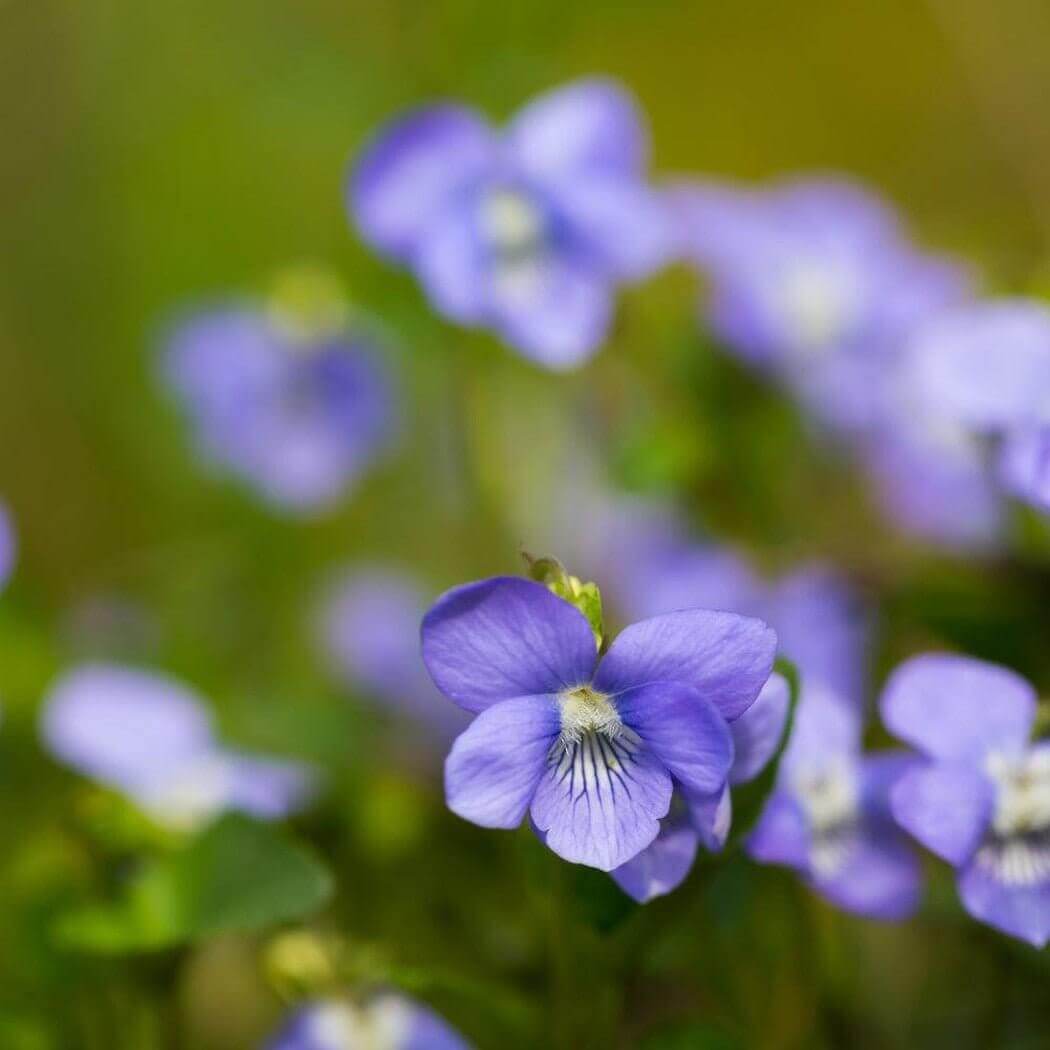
left=3, top=2, right=1050, bottom=1047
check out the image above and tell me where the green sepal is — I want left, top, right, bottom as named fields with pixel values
left=522, top=553, right=605, bottom=649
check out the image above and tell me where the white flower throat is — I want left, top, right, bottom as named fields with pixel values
left=777, top=262, right=859, bottom=357
left=556, top=685, right=623, bottom=746
left=976, top=749, right=1050, bottom=888
left=793, top=756, right=860, bottom=877
left=478, top=187, right=549, bottom=304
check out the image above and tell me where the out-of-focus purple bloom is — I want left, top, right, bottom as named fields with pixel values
left=41, top=665, right=315, bottom=830
left=317, top=566, right=469, bottom=741
left=672, top=177, right=969, bottom=433
left=612, top=672, right=790, bottom=902
left=907, top=301, right=1050, bottom=514
left=265, top=994, right=471, bottom=1050
left=422, top=576, right=776, bottom=870
left=747, top=686, right=922, bottom=919
left=350, top=79, right=671, bottom=370
left=0, top=502, right=15, bottom=592
left=882, top=653, right=1050, bottom=946
left=164, top=306, right=395, bottom=512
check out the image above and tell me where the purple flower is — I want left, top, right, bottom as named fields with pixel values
left=350, top=79, right=670, bottom=369
left=611, top=671, right=790, bottom=901
left=748, top=686, right=922, bottom=919
left=672, top=177, right=969, bottom=433
left=164, top=306, right=395, bottom=512
left=0, top=502, right=15, bottom=592
left=882, top=653, right=1050, bottom=946
left=317, top=566, right=470, bottom=741
left=907, top=300, right=1050, bottom=514
left=422, top=576, right=776, bottom=870
left=265, top=994, right=471, bottom=1050
left=41, top=664, right=315, bottom=830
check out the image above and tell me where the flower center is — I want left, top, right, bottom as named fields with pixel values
left=478, top=187, right=547, bottom=262
left=987, top=749, right=1050, bottom=836
left=556, top=685, right=622, bottom=746
left=307, top=998, right=411, bottom=1050
left=793, top=757, right=860, bottom=877
left=777, top=262, right=859, bottom=356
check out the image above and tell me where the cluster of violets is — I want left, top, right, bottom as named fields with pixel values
left=13, top=76, right=1050, bottom=1049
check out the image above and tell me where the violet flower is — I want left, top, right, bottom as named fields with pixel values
left=41, top=664, right=315, bottom=830
left=612, top=671, right=790, bottom=901
left=163, top=303, right=394, bottom=513
left=747, top=686, right=921, bottom=919
left=265, top=994, right=471, bottom=1050
left=350, top=78, right=670, bottom=369
left=317, top=566, right=469, bottom=742
left=422, top=576, right=776, bottom=870
left=882, top=653, right=1050, bottom=946
left=907, top=300, right=1050, bottom=515
left=0, top=502, right=15, bottom=592
left=672, top=176, right=968, bottom=434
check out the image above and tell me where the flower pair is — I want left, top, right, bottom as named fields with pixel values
left=421, top=575, right=776, bottom=872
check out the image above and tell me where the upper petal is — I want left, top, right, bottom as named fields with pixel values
left=610, top=818, right=699, bottom=903
left=615, top=682, right=734, bottom=796
left=729, top=671, right=791, bottom=785
left=349, top=105, right=496, bottom=259
left=880, top=653, right=1036, bottom=761
left=506, top=78, right=648, bottom=179
left=530, top=731, right=672, bottom=870
left=421, top=577, right=598, bottom=712
left=40, top=664, right=215, bottom=792
left=445, top=695, right=559, bottom=829
left=594, top=610, right=777, bottom=721
left=890, top=760, right=993, bottom=866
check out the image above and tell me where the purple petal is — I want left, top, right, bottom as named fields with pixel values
left=958, top=854, right=1050, bottom=947
left=890, top=761, right=993, bottom=866
left=445, top=696, right=559, bottom=828
left=730, top=671, right=790, bottom=784
left=551, top=175, right=671, bottom=280
left=689, top=784, right=732, bottom=852
left=1000, top=423, right=1050, bottom=512
left=421, top=577, right=598, bottom=713
left=506, top=78, right=647, bottom=179
left=413, top=201, right=487, bottom=323
left=908, top=301, right=1050, bottom=430
left=747, top=790, right=810, bottom=868
left=594, top=610, right=777, bottom=722
left=493, top=258, right=612, bottom=370
left=350, top=105, right=496, bottom=259
left=530, top=734, right=672, bottom=871
left=780, top=684, right=862, bottom=776
left=880, top=653, right=1036, bottom=760
left=0, top=502, right=15, bottom=592
left=858, top=750, right=917, bottom=823
left=616, top=682, right=733, bottom=796
left=220, top=752, right=317, bottom=820
left=810, top=828, right=922, bottom=921
left=41, top=664, right=215, bottom=792
left=610, top=818, right=699, bottom=902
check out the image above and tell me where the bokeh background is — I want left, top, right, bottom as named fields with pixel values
left=3, top=2, right=1050, bottom=1047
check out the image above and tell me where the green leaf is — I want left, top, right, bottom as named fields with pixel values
left=54, top=815, right=333, bottom=954
left=723, top=658, right=800, bottom=853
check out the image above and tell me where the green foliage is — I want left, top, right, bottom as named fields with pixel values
left=54, top=816, right=333, bottom=954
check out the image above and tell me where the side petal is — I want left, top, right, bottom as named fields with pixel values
left=413, top=199, right=487, bottom=324
left=689, top=785, right=732, bottom=852
left=810, top=828, right=922, bottom=921
left=610, top=820, right=699, bottom=903
left=880, top=653, right=1036, bottom=761
left=445, top=696, right=559, bottom=829
left=530, top=733, right=672, bottom=871
left=999, top=423, right=1050, bottom=512
left=507, top=78, right=647, bottom=179
left=889, top=761, right=992, bottom=866
left=615, top=682, right=733, bottom=796
left=747, top=791, right=810, bottom=868
left=40, top=664, right=215, bottom=792
left=730, top=672, right=790, bottom=784
left=959, top=853, right=1050, bottom=948
left=594, top=610, right=777, bottom=722
left=422, top=577, right=598, bottom=713
left=552, top=175, right=672, bottom=280
left=349, top=106, right=496, bottom=259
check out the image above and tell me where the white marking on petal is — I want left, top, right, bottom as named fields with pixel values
left=986, top=748, right=1050, bottom=836
left=775, top=261, right=860, bottom=357
left=975, top=833, right=1050, bottom=888
left=791, top=756, right=861, bottom=877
